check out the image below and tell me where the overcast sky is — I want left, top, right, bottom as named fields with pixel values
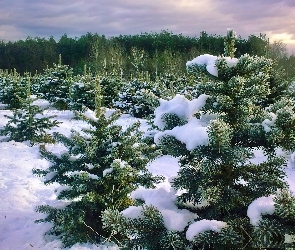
left=1, top=0, right=295, bottom=53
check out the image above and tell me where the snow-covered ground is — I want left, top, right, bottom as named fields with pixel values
left=0, top=102, right=295, bottom=249
left=0, top=105, right=182, bottom=250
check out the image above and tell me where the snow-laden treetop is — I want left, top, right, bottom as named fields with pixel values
left=186, top=54, right=238, bottom=77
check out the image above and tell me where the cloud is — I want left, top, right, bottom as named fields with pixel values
left=0, top=0, right=294, bottom=52
left=214, top=1, right=295, bottom=36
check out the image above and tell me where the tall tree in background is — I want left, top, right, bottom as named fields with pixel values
left=269, top=40, right=288, bottom=61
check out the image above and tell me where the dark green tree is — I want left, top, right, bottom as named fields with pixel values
left=113, top=78, right=168, bottom=118
left=102, top=32, right=295, bottom=249
left=33, top=106, right=162, bottom=247
left=0, top=69, right=28, bottom=109
left=68, top=69, right=96, bottom=111
left=38, top=55, right=73, bottom=110
left=0, top=76, right=60, bottom=144
left=224, top=29, right=237, bottom=58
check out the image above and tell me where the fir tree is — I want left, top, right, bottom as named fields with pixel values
left=33, top=106, right=162, bottom=247
left=0, top=69, right=28, bottom=109
left=68, top=68, right=96, bottom=111
left=100, top=75, right=124, bottom=108
left=102, top=31, right=295, bottom=249
left=69, top=69, right=124, bottom=111
left=38, top=55, right=73, bottom=110
left=113, top=78, right=168, bottom=118
left=0, top=76, right=60, bottom=144
left=224, top=29, right=237, bottom=58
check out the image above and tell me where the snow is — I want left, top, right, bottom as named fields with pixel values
left=262, top=112, right=277, bottom=132
left=127, top=185, right=198, bottom=231
left=147, top=154, right=179, bottom=178
left=154, top=94, right=209, bottom=130
left=186, top=54, right=238, bottom=77
left=186, top=54, right=219, bottom=76
left=186, top=219, right=227, bottom=241
left=83, top=108, right=98, bottom=122
left=103, top=168, right=113, bottom=177
left=44, top=171, right=57, bottom=181
left=0, top=106, right=120, bottom=250
left=154, top=94, right=210, bottom=150
left=0, top=101, right=181, bottom=249
left=32, top=98, right=50, bottom=109
left=247, top=195, right=275, bottom=226
left=121, top=206, right=143, bottom=219
left=286, top=163, right=295, bottom=195
left=123, top=154, right=198, bottom=231
left=154, top=118, right=209, bottom=150
left=0, top=141, right=64, bottom=250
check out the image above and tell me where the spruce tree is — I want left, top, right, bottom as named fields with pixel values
left=0, top=69, right=28, bottom=109
left=102, top=31, right=295, bottom=249
left=33, top=104, right=161, bottom=246
left=113, top=78, right=168, bottom=118
left=100, top=75, right=124, bottom=108
left=0, top=76, right=60, bottom=144
left=224, top=29, right=237, bottom=58
left=68, top=68, right=96, bottom=111
left=38, top=55, right=73, bottom=110
left=69, top=67, right=124, bottom=111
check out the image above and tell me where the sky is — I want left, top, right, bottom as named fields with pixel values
left=0, top=0, right=295, bottom=53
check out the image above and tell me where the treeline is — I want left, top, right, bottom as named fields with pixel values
left=0, top=30, right=294, bottom=79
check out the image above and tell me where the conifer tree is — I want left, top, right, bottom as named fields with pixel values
left=0, top=69, right=28, bottom=109
left=68, top=67, right=96, bottom=111
left=113, top=78, right=168, bottom=118
left=100, top=75, right=124, bottom=108
left=69, top=66, right=124, bottom=111
left=33, top=91, right=162, bottom=246
left=38, top=55, right=73, bottom=110
left=224, top=29, right=237, bottom=58
left=0, top=75, right=60, bottom=144
left=102, top=31, right=295, bottom=249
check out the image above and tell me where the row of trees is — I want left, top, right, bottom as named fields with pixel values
left=1, top=31, right=294, bottom=79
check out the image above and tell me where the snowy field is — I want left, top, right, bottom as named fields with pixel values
left=0, top=104, right=181, bottom=250
left=0, top=101, right=295, bottom=249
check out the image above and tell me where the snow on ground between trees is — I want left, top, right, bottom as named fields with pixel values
left=0, top=108, right=120, bottom=250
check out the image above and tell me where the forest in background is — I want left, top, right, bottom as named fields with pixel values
left=0, top=30, right=294, bottom=79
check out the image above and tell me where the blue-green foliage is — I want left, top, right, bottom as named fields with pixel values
left=113, top=78, right=167, bottom=118
left=100, top=75, right=124, bottom=108
left=38, top=63, right=73, bottom=110
left=103, top=51, right=295, bottom=249
left=0, top=77, right=60, bottom=144
left=33, top=109, right=162, bottom=247
left=68, top=74, right=96, bottom=111
left=0, top=70, right=29, bottom=109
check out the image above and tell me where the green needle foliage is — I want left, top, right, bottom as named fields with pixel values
left=0, top=69, right=29, bottom=109
left=33, top=107, right=162, bottom=247
left=0, top=76, right=60, bottom=144
left=102, top=30, right=295, bottom=249
left=174, top=50, right=295, bottom=249
left=224, top=29, right=237, bottom=58
left=38, top=55, right=73, bottom=110
left=113, top=78, right=168, bottom=118
left=69, top=72, right=96, bottom=111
